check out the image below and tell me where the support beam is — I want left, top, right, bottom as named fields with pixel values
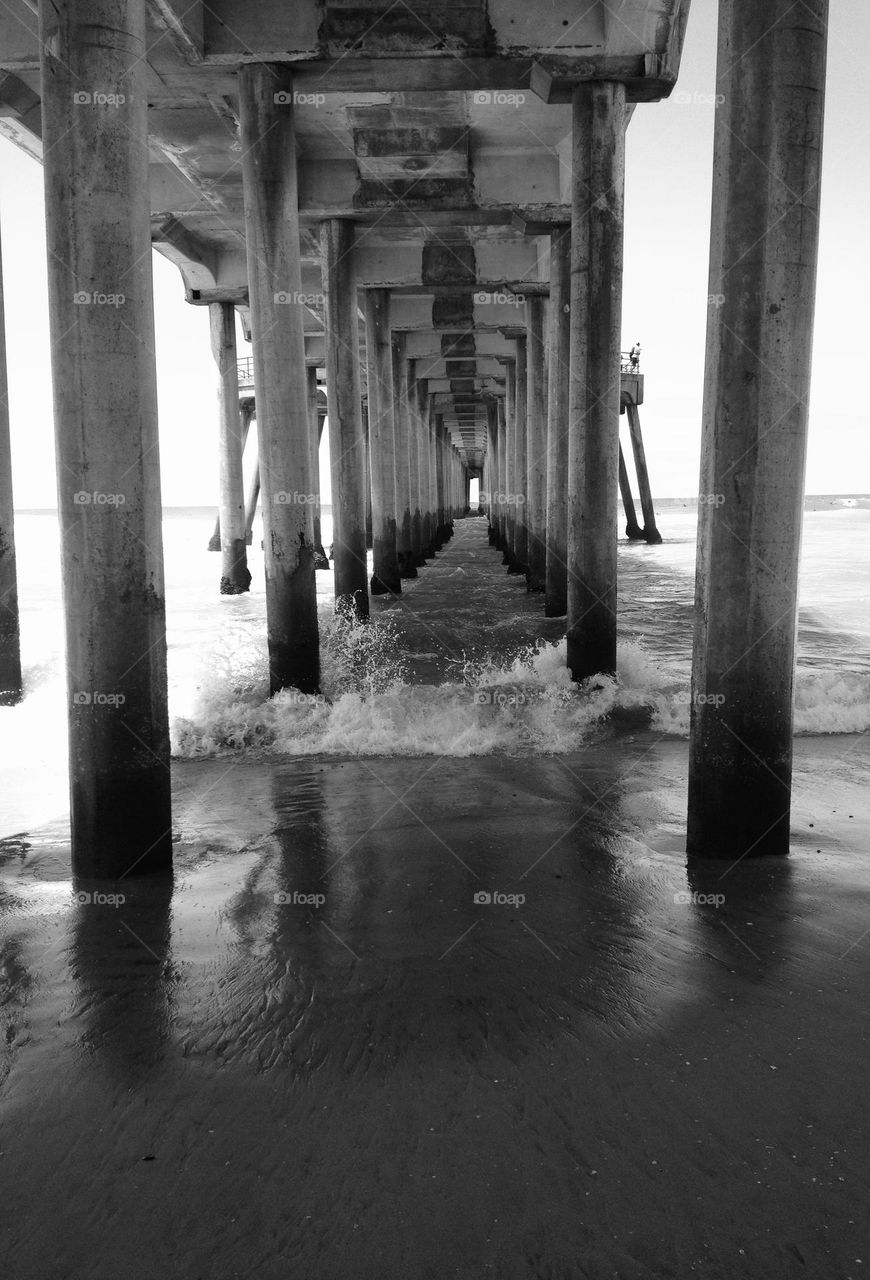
left=39, top=0, right=171, bottom=876
left=566, top=81, right=626, bottom=680
left=618, top=443, right=644, bottom=540
left=687, top=0, right=829, bottom=859
left=545, top=226, right=570, bottom=616
left=511, top=336, right=528, bottom=574
left=239, top=63, right=319, bottom=693
left=320, top=218, right=368, bottom=617
left=0, top=219, right=22, bottom=705
left=364, top=289, right=401, bottom=594
left=525, top=295, right=547, bottom=592
left=210, top=302, right=251, bottom=594
left=392, top=332, right=416, bottom=578
left=625, top=401, right=662, bottom=544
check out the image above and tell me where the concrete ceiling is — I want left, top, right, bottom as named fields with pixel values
left=0, top=0, right=690, bottom=470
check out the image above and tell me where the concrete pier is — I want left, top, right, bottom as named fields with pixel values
left=625, top=401, right=662, bottom=544
left=618, top=443, right=645, bottom=540
left=545, top=227, right=571, bottom=617
left=365, top=289, right=401, bottom=594
left=510, top=337, right=528, bottom=575
left=306, top=368, right=330, bottom=571
left=239, top=64, right=319, bottom=694
left=566, top=82, right=626, bottom=680
left=525, top=296, right=547, bottom=593
left=392, top=334, right=417, bottom=578
left=687, top=0, right=829, bottom=859
left=0, top=221, right=22, bottom=705
left=38, top=0, right=171, bottom=875
left=320, top=219, right=368, bottom=617
left=210, top=302, right=251, bottom=595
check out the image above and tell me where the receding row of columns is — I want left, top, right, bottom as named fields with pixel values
left=30, top=0, right=827, bottom=875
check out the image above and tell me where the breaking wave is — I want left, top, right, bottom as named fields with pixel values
left=170, top=615, right=870, bottom=759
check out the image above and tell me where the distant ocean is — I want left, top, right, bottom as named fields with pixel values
left=1, top=498, right=868, bottom=835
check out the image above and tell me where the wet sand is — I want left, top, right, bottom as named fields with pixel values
left=1, top=736, right=869, bottom=1279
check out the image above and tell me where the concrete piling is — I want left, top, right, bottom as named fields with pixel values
left=545, top=226, right=571, bottom=617
left=687, top=0, right=829, bottom=859
left=0, top=220, right=22, bottom=707
left=39, top=0, right=172, bottom=875
left=210, top=302, right=251, bottom=595
left=239, top=63, right=319, bottom=694
left=566, top=81, right=626, bottom=680
left=364, top=289, right=401, bottom=594
left=320, top=218, right=368, bottom=617
left=525, top=296, right=547, bottom=593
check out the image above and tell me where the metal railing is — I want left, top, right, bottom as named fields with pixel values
left=237, top=356, right=255, bottom=385
left=621, top=350, right=641, bottom=373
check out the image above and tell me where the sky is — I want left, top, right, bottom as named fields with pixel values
left=1, top=3, right=868, bottom=508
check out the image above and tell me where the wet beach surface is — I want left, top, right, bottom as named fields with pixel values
left=1, top=737, right=869, bottom=1280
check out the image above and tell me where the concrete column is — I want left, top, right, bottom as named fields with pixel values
left=39, top=0, right=171, bottom=876
left=362, top=400, right=373, bottom=550
left=210, top=302, right=251, bottom=595
left=208, top=400, right=254, bottom=551
left=545, top=226, right=571, bottom=617
left=239, top=64, right=319, bottom=694
left=525, top=296, right=547, bottom=592
left=244, top=455, right=260, bottom=545
left=511, top=337, right=528, bottom=574
left=496, top=396, right=508, bottom=550
left=625, top=401, right=662, bottom=544
left=501, top=361, right=516, bottom=563
left=320, top=218, right=368, bottom=617
left=412, top=366, right=432, bottom=559
left=0, top=220, right=22, bottom=706
left=364, top=290, right=401, bottom=593
left=305, top=369, right=329, bottom=570
left=391, top=334, right=416, bottom=578
left=687, top=0, right=829, bottom=859
left=618, top=442, right=644, bottom=540
left=566, top=82, right=626, bottom=680
left=407, top=361, right=426, bottom=564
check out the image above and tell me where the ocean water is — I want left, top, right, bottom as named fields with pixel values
left=1, top=501, right=868, bottom=833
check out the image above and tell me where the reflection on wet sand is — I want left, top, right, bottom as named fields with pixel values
left=1, top=740, right=868, bottom=1278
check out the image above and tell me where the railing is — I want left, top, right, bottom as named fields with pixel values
left=621, top=349, right=641, bottom=374
left=237, top=356, right=255, bottom=386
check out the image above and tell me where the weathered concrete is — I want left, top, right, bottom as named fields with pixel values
left=407, top=361, right=426, bottom=565
left=208, top=402, right=254, bottom=552
left=510, top=337, right=528, bottom=574
left=618, top=442, right=645, bottom=540
left=364, top=290, right=401, bottom=594
left=0, top=220, right=21, bottom=705
left=306, top=369, right=330, bottom=571
left=320, top=218, right=368, bottom=617
left=239, top=63, right=319, bottom=694
left=545, top=226, right=571, bottom=617
left=687, top=0, right=829, bottom=859
left=210, top=302, right=251, bottom=595
left=38, top=0, right=171, bottom=876
left=391, top=334, right=417, bottom=579
left=566, top=81, right=626, bottom=680
left=625, top=401, right=662, bottom=543
left=525, top=296, right=547, bottom=593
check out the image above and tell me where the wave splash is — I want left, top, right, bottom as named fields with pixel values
left=171, top=615, right=870, bottom=759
